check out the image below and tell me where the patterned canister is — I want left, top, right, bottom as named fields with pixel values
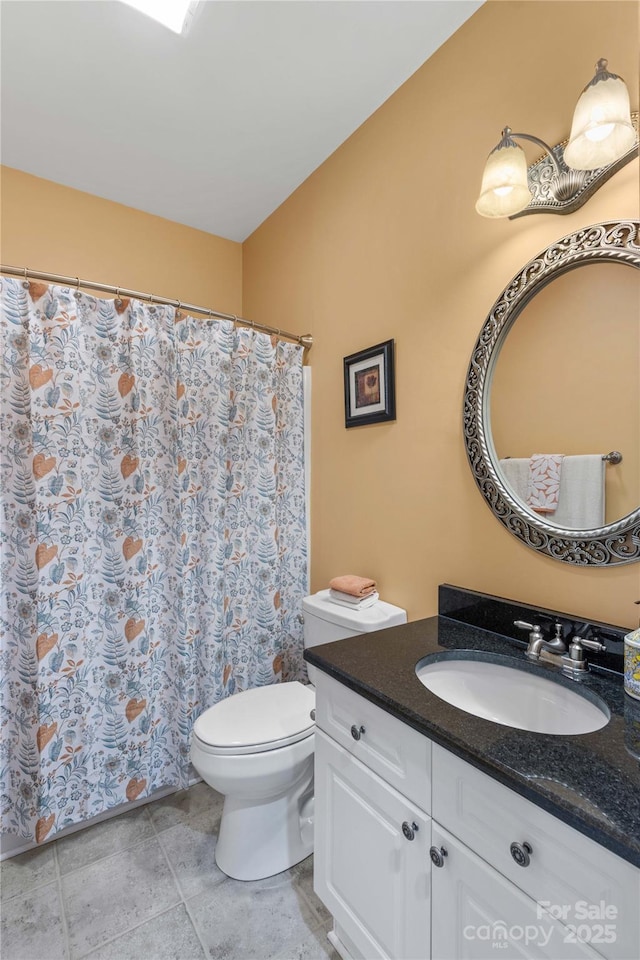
left=624, top=627, right=640, bottom=700
left=624, top=694, right=640, bottom=759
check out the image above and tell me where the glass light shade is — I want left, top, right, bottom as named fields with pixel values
left=475, top=142, right=532, bottom=218
left=564, top=73, right=636, bottom=170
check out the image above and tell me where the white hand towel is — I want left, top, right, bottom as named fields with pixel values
left=329, top=588, right=379, bottom=605
left=328, top=591, right=380, bottom=610
left=499, top=458, right=530, bottom=506
left=552, top=455, right=605, bottom=529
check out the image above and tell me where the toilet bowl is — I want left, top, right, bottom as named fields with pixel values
left=190, top=590, right=407, bottom=881
left=191, top=682, right=315, bottom=881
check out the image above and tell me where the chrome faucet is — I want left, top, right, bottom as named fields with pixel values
left=514, top=620, right=605, bottom=680
left=515, top=620, right=567, bottom=659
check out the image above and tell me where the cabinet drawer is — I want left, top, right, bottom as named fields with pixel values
left=314, top=672, right=431, bottom=813
left=433, top=745, right=639, bottom=960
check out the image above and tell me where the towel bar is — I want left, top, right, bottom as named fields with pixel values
left=503, top=452, right=622, bottom=464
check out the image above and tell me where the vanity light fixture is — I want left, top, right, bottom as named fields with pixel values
left=476, top=59, right=638, bottom=219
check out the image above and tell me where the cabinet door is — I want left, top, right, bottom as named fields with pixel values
left=431, top=823, right=601, bottom=960
left=314, top=729, right=430, bottom=960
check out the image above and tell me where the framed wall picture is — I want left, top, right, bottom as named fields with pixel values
left=343, top=339, right=396, bottom=428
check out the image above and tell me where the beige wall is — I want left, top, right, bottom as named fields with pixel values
left=0, top=166, right=242, bottom=314
left=243, top=0, right=640, bottom=628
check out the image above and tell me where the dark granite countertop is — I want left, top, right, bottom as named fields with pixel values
left=305, top=612, right=640, bottom=868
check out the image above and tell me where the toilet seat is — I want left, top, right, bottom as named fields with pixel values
left=193, top=680, right=315, bottom=756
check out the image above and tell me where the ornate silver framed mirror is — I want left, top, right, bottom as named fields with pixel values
left=463, top=220, right=640, bottom=565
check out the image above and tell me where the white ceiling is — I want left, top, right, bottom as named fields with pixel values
left=1, top=0, right=482, bottom=242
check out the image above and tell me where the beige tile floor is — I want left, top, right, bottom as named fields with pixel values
left=0, top=783, right=339, bottom=960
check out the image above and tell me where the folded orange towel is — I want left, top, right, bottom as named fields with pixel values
left=328, top=575, right=377, bottom=598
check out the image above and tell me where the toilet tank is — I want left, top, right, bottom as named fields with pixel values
left=302, top=589, right=407, bottom=684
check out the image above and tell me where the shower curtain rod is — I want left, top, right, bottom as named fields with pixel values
left=0, top=264, right=313, bottom=350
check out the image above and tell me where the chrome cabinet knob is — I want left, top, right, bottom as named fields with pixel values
left=510, top=841, right=533, bottom=867
left=402, top=821, right=419, bottom=841
left=350, top=724, right=365, bottom=741
left=310, top=709, right=316, bottom=721
left=429, top=845, right=448, bottom=868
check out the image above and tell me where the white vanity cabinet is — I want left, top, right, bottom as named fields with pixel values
left=313, top=673, right=432, bottom=960
left=313, top=670, right=640, bottom=960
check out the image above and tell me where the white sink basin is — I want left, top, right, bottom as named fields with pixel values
left=415, top=655, right=610, bottom=735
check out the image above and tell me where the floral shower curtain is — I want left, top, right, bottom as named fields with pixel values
left=0, top=277, right=307, bottom=843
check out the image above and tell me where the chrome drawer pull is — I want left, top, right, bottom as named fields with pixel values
left=402, top=821, right=419, bottom=841
left=510, top=841, right=533, bottom=867
left=350, top=724, right=365, bottom=741
left=429, top=846, right=448, bottom=868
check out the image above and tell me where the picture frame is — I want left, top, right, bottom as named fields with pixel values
left=343, top=339, right=396, bottom=428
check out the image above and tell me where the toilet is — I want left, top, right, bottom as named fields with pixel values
left=190, top=589, right=406, bottom=881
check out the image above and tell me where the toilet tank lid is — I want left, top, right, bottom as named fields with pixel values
left=302, top=589, right=407, bottom=631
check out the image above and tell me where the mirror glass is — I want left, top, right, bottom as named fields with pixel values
left=463, top=219, right=640, bottom=566
left=490, top=262, right=640, bottom=528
